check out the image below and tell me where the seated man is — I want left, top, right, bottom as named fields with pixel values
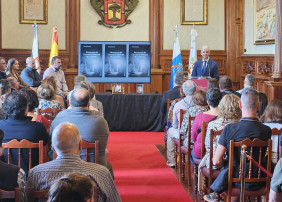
left=204, top=88, right=272, bottom=201
left=0, top=57, right=7, bottom=80
left=0, top=129, right=25, bottom=191
left=219, top=75, right=241, bottom=98
left=43, top=56, right=68, bottom=97
left=27, top=123, right=121, bottom=202
left=0, top=92, right=48, bottom=174
left=20, top=57, right=41, bottom=87
left=237, top=74, right=255, bottom=94
left=50, top=88, right=112, bottom=174
left=166, top=80, right=197, bottom=167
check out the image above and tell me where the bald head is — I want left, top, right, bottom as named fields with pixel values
left=70, top=88, right=90, bottom=108
left=26, top=57, right=35, bottom=69
left=52, top=123, right=81, bottom=155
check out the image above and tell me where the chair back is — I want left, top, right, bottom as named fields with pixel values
left=271, top=127, right=282, bottom=164
left=0, top=188, right=21, bottom=202
left=2, top=139, right=44, bottom=170
left=178, top=109, right=187, bottom=143
left=37, top=108, right=61, bottom=122
left=26, top=188, right=49, bottom=202
left=200, top=122, right=209, bottom=158
left=227, top=138, right=272, bottom=202
left=53, top=140, right=99, bottom=164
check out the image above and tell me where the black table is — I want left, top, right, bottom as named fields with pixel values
left=96, top=93, right=166, bottom=131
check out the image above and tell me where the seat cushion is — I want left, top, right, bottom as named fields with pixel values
left=173, top=139, right=180, bottom=145
left=180, top=146, right=188, bottom=154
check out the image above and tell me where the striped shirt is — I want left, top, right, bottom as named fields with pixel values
left=27, top=154, right=121, bottom=202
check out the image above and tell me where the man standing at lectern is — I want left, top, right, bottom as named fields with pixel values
left=192, top=46, right=219, bottom=80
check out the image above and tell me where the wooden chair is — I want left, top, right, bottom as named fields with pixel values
left=191, top=122, right=208, bottom=197
left=201, top=129, right=223, bottom=198
left=2, top=139, right=44, bottom=170
left=225, top=138, right=272, bottom=202
left=180, top=115, right=195, bottom=186
left=53, top=140, right=99, bottom=164
left=0, top=188, right=21, bottom=202
left=173, top=109, right=186, bottom=169
left=36, top=108, right=61, bottom=122
left=26, top=188, right=49, bottom=202
left=271, top=128, right=282, bottom=164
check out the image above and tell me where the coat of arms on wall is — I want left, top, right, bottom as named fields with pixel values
left=90, top=0, right=139, bottom=28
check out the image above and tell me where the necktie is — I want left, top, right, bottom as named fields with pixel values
left=202, top=61, right=207, bottom=73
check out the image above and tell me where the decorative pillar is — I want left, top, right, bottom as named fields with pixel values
left=150, top=0, right=160, bottom=69
left=265, top=0, right=282, bottom=101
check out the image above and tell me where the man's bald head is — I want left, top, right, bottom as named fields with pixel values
left=52, top=123, right=81, bottom=155
left=26, top=57, right=35, bottom=69
left=70, top=88, right=90, bottom=108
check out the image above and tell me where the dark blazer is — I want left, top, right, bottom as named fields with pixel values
left=160, top=86, right=181, bottom=115
left=20, top=66, right=41, bottom=87
left=0, top=161, right=19, bottom=191
left=192, top=58, right=219, bottom=80
left=221, top=89, right=241, bottom=98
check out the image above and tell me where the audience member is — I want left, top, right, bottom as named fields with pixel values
left=185, top=88, right=222, bottom=160
left=0, top=57, right=7, bottom=80
left=237, top=74, right=255, bottom=94
left=269, top=158, right=282, bottom=201
left=18, top=88, right=50, bottom=131
left=180, top=90, right=209, bottom=139
left=0, top=92, right=48, bottom=174
left=21, top=57, right=41, bottom=87
left=36, top=84, right=64, bottom=113
left=0, top=79, right=11, bottom=106
left=42, top=76, right=65, bottom=107
left=27, top=123, right=121, bottom=202
left=48, top=173, right=97, bottom=202
left=166, top=80, right=197, bottom=167
left=7, top=77, right=19, bottom=91
left=257, top=91, right=268, bottom=117
left=87, top=81, right=104, bottom=117
left=260, top=99, right=282, bottom=161
left=161, top=72, right=185, bottom=117
left=219, top=75, right=241, bottom=97
left=74, top=75, right=86, bottom=85
left=204, top=88, right=271, bottom=201
left=6, top=58, right=29, bottom=88
left=0, top=129, right=26, bottom=191
left=207, top=78, right=219, bottom=90
left=43, top=56, right=68, bottom=97
left=50, top=88, right=112, bottom=175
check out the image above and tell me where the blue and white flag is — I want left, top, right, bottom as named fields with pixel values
left=188, top=27, right=198, bottom=78
left=170, top=25, right=184, bottom=89
left=32, top=23, right=40, bottom=70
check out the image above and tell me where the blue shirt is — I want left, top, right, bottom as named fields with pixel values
left=20, top=66, right=41, bottom=87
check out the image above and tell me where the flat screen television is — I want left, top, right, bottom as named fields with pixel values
left=78, top=41, right=151, bottom=83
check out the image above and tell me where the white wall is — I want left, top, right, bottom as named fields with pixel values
left=163, top=0, right=225, bottom=51
left=1, top=0, right=66, bottom=50
left=80, top=0, right=149, bottom=41
left=244, top=0, right=275, bottom=54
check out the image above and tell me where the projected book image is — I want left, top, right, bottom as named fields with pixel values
left=105, top=44, right=126, bottom=77
left=80, top=44, right=103, bottom=77
left=128, top=45, right=150, bottom=77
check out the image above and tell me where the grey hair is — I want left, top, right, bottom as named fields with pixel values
left=182, top=80, right=196, bottom=96
left=201, top=45, right=210, bottom=53
left=74, top=75, right=86, bottom=85
left=174, top=72, right=185, bottom=85
left=241, top=88, right=259, bottom=110
left=245, top=74, right=255, bottom=86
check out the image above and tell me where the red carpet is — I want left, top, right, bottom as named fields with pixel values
left=107, top=132, right=193, bottom=202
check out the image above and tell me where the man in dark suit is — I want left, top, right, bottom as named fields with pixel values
left=160, top=72, right=185, bottom=117
left=192, top=46, right=219, bottom=80
left=219, top=75, right=241, bottom=98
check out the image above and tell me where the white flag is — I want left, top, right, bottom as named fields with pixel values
left=32, top=24, right=40, bottom=71
left=188, top=28, right=198, bottom=78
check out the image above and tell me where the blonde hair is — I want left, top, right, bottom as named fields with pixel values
left=42, top=76, right=58, bottom=92
left=37, top=83, right=55, bottom=100
left=218, top=94, right=241, bottom=124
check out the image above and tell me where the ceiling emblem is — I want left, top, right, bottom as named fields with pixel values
left=90, top=0, right=139, bottom=28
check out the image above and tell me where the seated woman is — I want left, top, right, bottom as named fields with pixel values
left=18, top=88, right=50, bottom=132
left=35, top=84, right=64, bottom=113
left=260, top=99, right=282, bottom=162
left=48, top=173, right=97, bottom=202
left=42, top=76, right=65, bottom=108
left=6, top=58, right=30, bottom=88
left=183, top=88, right=222, bottom=160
